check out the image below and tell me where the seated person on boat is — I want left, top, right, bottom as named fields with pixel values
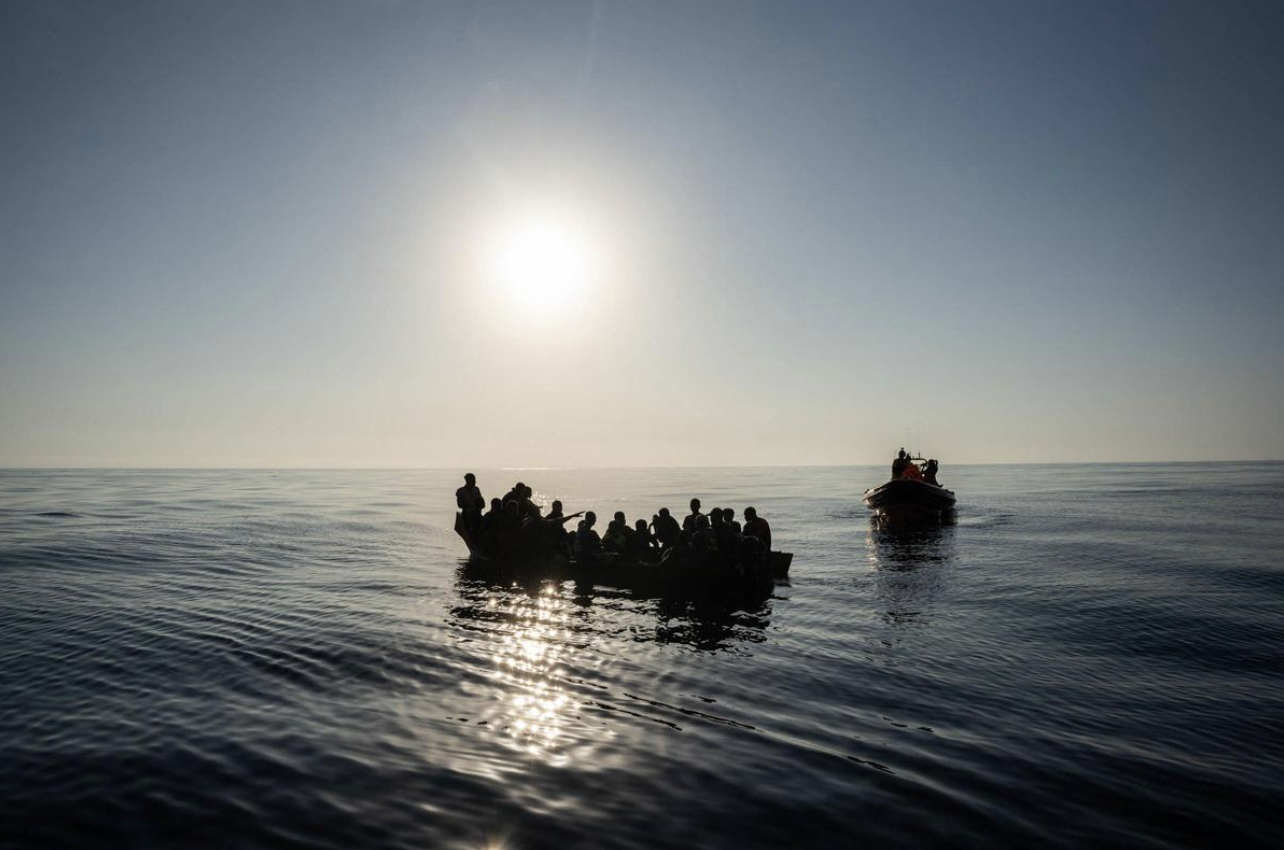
left=481, top=498, right=503, bottom=538
left=712, top=508, right=742, bottom=566
left=629, top=519, right=657, bottom=562
left=652, top=508, right=681, bottom=550
left=602, top=511, right=636, bottom=555
left=455, top=474, right=780, bottom=577
left=575, top=512, right=602, bottom=563
left=724, top=508, right=742, bottom=535
left=689, top=514, right=716, bottom=564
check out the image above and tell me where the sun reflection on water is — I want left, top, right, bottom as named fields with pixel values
left=492, top=584, right=574, bottom=764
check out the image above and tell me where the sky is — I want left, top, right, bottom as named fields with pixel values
left=1, top=0, right=1282, bottom=467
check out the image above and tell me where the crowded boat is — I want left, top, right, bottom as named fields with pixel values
left=452, top=474, right=788, bottom=579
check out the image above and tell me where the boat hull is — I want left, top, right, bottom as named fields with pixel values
left=862, top=478, right=956, bottom=520
left=454, top=513, right=791, bottom=596
left=460, top=553, right=774, bottom=598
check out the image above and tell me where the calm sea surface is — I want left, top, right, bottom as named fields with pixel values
left=2, top=465, right=1282, bottom=849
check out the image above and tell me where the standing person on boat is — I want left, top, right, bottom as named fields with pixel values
left=743, top=507, right=771, bottom=549
left=891, top=449, right=909, bottom=479
left=683, top=498, right=705, bottom=535
left=652, top=508, right=681, bottom=550
left=456, top=473, right=483, bottom=513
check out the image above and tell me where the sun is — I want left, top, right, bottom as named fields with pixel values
left=484, top=213, right=601, bottom=319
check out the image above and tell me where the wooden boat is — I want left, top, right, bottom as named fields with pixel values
left=768, top=551, right=793, bottom=577
left=455, top=512, right=792, bottom=595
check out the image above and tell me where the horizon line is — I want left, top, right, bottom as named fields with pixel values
left=1, top=460, right=1279, bottom=472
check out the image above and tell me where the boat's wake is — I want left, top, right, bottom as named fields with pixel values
left=953, top=513, right=1016, bottom=528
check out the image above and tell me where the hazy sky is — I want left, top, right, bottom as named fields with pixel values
left=2, top=0, right=1282, bottom=466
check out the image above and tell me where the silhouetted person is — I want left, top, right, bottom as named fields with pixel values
left=892, top=449, right=908, bottom=479
left=466, top=496, right=486, bottom=536
left=536, top=504, right=583, bottom=553
left=628, top=519, right=655, bottom=562
left=683, top=498, right=704, bottom=534
left=603, top=511, right=631, bottom=554
left=690, top=514, right=716, bottom=564
left=743, top=506, right=771, bottom=550
left=653, top=508, right=681, bottom=550
left=482, top=498, right=504, bottom=548
left=456, top=473, right=483, bottom=512
left=923, top=459, right=940, bottom=486
left=520, top=485, right=543, bottom=519
left=497, top=499, right=523, bottom=556
left=576, top=511, right=601, bottom=562
left=712, top=508, right=741, bottom=566
left=724, top=508, right=742, bottom=535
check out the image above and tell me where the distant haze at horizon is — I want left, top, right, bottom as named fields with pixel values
left=2, top=1, right=1282, bottom=468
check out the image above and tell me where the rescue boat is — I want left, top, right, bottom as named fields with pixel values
left=863, top=475, right=956, bottom=522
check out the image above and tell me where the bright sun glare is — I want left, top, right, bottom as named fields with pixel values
left=485, top=214, right=600, bottom=319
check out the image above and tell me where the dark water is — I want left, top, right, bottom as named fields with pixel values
left=2, top=465, right=1282, bottom=849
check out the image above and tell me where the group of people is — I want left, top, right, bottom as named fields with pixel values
left=891, top=449, right=941, bottom=486
left=455, top=474, right=773, bottom=568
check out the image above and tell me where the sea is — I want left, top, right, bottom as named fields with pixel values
left=1, top=465, right=1282, bottom=850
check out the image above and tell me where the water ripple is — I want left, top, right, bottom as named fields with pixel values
left=2, top=466, right=1283, bottom=849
